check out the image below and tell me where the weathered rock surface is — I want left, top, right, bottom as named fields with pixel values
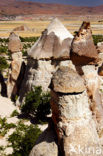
left=51, top=66, right=85, bottom=93
left=8, top=32, right=22, bottom=53
left=17, top=59, right=55, bottom=105
left=29, top=127, right=58, bottom=156
left=7, top=32, right=23, bottom=98
left=50, top=66, right=100, bottom=156
left=17, top=18, right=74, bottom=105
left=97, top=42, right=103, bottom=53
left=71, top=21, right=98, bottom=65
left=82, top=65, right=103, bottom=145
left=29, top=18, right=73, bottom=60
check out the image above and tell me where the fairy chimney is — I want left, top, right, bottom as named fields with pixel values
left=7, top=32, right=23, bottom=99
left=8, top=32, right=22, bottom=53
left=71, top=21, right=98, bottom=65
left=50, top=66, right=100, bottom=156
left=17, top=18, right=74, bottom=105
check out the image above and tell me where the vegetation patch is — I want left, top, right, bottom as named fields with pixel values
left=0, top=117, right=41, bottom=156
left=93, top=35, right=103, bottom=45
left=0, top=56, right=9, bottom=72
left=21, top=86, right=51, bottom=120
left=10, top=110, right=19, bottom=117
left=8, top=120, right=41, bottom=156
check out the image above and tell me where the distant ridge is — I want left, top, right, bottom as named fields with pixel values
left=0, top=0, right=103, bottom=16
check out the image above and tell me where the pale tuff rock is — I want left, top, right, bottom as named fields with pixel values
left=8, top=32, right=22, bottom=53
left=17, top=59, right=55, bottom=105
left=82, top=65, right=103, bottom=145
left=71, top=21, right=98, bottom=65
left=98, top=53, right=103, bottom=65
left=29, top=18, right=73, bottom=60
left=47, top=18, right=73, bottom=42
left=59, top=60, right=76, bottom=71
left=97, top=42, right=103, bottom=53
left=50, top=66, right=100, bottom=156
left=51, top=66, right=85, bottom=93
left=29, top=127, right=58, bottom=156
left=97, top=42, right=103, bottom=64
left=17, top=18, right=74, bottom=105
left=7, top=32, right=23, bottom=98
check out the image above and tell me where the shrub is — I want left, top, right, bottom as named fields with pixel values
left=92, top=35, right=103, bottom=45
left=8, top=121, right=41, bottom=156
left=0, top=45, right=8, bottom=54
left=20, top=36, right=39, bottom=42
left=0, top=117, right=16, bottom=137
left=0, top=38, right=9, bottom=43
left=22, top=49, right=28, bottom=56
left=0, top=56, right=9, bottom=72
left=10, top=110, right=19, bottom=117
left=21, top=86, right=51, bottom=120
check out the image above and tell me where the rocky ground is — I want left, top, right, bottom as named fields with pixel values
left=0, top=96, right=48, bottom=155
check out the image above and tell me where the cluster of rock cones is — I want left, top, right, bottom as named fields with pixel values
left=7, top=18, right=103, bottom=156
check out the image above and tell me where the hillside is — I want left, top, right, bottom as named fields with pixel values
left=0, top=0, right=103, bottom=16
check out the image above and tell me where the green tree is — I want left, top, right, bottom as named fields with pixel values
left=0, top=56, right=9, bottom=72
left=21, top=86, right=51, bottom=120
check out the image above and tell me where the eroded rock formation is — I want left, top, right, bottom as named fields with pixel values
left=29, top=124, right=58, bottom=156
left=13, top=25, right=29, bottom=32
left=82, top=66, right=103, bottom=142
left=97, top=42, right=103, bottom=53
left=71, top=21, right=98, bottom=65
left=7, top=32, right=23, bottom=99
left=70, top=21, right=103, bottom=146
left=50, top=66, right=100, bottom=156
left=17, top=18, right=74, bottom=105
left=28, top=20, right=103, bottom=155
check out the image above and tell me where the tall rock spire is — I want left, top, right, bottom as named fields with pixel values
left=17, top=18, right=74, bottom=105
left=7, top=32, right=23, bottom=99
left=71, top=21, right=98, bottom=65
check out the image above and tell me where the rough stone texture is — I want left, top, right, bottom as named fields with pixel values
left=71, top=21, right=98, bottom=65
left=8, top=32, right=22, bottom=53
left=17, top=59, right=76, bottom=106
left=50, top=66, right=100, bottom=156
left=7, top=32, right=23, bottom=98
left=29, top=127, right=58, bottom=156
left=17, top=59, right=55, bottom=105
left=7, top=52, right=23, bottom=98
left=98, top=53, right=103, bottom=65
left=17, top=18, right=74, bottom=105
left=29, top=18, right=73, bottom=60
left=51, top=66, right=85, bottom=93
left=82, top=65, right=103, bottom=145
left=97, top=42, right=103, bottom=53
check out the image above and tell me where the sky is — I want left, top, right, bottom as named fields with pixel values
left=23, top=0, right=103, bottom=7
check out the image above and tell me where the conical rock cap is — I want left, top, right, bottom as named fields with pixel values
left=29, top=18, right=73, bottom=60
